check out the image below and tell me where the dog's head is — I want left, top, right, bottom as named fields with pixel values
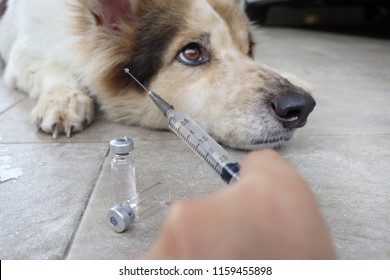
left=79, top=0, right=315, bottom=149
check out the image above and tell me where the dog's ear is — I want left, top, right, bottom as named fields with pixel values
left=94, top=0, right=137, bottom=32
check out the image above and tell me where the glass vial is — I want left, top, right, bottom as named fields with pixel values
left=108, top=183, right=171, bottom=233
left=124, top=182, right=171, bottom=220
left=110, top=137, right=136, bottom=206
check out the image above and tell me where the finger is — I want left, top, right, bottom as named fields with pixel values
left=239, top=149, right=291, bottom=177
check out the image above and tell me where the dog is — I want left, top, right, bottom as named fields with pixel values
left=0, top=0, right=315, bottom=149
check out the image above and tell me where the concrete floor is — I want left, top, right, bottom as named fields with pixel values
left=0, top=28, right=389, bottom=260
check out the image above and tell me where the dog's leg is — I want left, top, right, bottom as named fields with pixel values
left=4, top=42, right=95, bottom=138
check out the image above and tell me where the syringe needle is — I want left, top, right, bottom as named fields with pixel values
left=124, top=68, right=151, bottom=94
left=124, top=68, right=173, bottom=116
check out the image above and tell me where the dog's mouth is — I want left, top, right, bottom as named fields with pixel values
left=232, top=129, right=296, bottom=150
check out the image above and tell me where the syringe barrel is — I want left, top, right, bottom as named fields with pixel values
left=166, top=110, right=240, bottom=184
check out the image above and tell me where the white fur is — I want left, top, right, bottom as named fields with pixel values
left=0, top=0, right=94, bottom=137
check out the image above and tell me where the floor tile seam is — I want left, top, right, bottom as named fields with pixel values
left=62, top=148, right=110, bottom=260
left=0, top=96, right=28, bottom=115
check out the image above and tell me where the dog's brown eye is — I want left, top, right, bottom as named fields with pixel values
left=183, top=48, right=201, bottom=61
left=177, top=43, right=209, bottom=66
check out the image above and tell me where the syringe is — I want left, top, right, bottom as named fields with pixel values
left=124, top=68, right=240, bottom=184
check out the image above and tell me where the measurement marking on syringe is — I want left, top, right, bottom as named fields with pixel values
left=173, top=124, right=225, bottom=173
left=207, top=160, right=221, bottom=174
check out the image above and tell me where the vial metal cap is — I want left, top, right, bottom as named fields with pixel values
left=110, top=137, right=134, bottom=155
left=107, top=206, right=132, bottom=233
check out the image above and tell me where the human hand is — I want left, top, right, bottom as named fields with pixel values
left=144, top=150, right=336, bottom=259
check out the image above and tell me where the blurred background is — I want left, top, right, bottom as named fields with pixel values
left=245, top=0, right=390, bottom=38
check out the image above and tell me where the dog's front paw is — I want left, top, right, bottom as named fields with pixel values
left=32, top=90, right=95, bottom=138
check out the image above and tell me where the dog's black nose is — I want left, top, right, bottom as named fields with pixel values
left=271, top=92, right=316, bottom=128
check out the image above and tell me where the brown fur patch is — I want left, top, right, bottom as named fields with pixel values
left=72, top=0, right=191, bottom=97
